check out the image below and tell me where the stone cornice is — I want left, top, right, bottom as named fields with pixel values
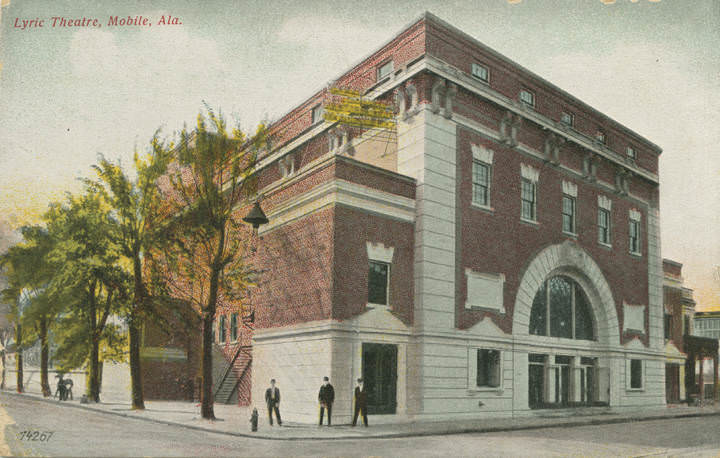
left=422, top=55, right=659, bottom=185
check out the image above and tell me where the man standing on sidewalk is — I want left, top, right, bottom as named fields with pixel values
left=352, top=378, right=368, bottom=427
left=265, top=379, right=281, bottom=426
left=318, top=376, right=334, bottom=426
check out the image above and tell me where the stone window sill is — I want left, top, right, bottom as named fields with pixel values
left=520, top=217, right=539, bottom=227
left=468, top=387, right=503, bottom=395
left=367, top=303, right=390, bottom=310
left=471, top=202, right=494, bottom=213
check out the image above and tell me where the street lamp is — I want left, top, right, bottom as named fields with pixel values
left=242, top=201, right=269, bottom=235
left=241, top=200, right=268, bottom=328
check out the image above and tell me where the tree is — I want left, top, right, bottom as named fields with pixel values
left=0, top=226, right=56, bottom=396
left=0, top=273, right=14, bottom=390
left=86, top=135, right=173, bottom=410
left=45, top=191, right=128, bottom=402
left=155, top=107, right=266, bottom=419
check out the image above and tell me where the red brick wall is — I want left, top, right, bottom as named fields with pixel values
left=265, top=19, right=427, bottom=152
left=424, top=17, right=660, bottom=174
left=332, top=206, right=414, bottom=325
left=456, top=127, right=651, bottom=343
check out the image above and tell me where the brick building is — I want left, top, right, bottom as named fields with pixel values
left=145, top=12, right=671, bottom=422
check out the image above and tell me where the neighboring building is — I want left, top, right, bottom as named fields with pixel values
left=693, top=309, right=720, bottom=401
left=147, top=12, right=670, bottom=422
left=694, top=310, right=720, bottom=340
left=663, top=259, right=718, bottom=404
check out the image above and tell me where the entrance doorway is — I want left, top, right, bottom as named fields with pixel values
left=666, top=364, right=680, bottom=403
left=362, top=343, right=397, bottom=414
left=528, top=353, right=608, bottom=409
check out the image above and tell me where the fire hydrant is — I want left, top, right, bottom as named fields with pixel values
left=250, top=408, right=259, bottom=432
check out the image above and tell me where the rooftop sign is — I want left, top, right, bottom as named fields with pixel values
left=324, top=87, right=396, bottom=130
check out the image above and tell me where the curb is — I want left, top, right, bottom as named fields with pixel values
left=4, top=391, right=720, bottom=442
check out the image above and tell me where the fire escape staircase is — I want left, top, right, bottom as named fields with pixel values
left=213, top=345, right=252, bottom=405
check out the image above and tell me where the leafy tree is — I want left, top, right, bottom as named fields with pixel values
left=45, top=191, right=128, bottom=402
left=155, top=107, right=266, bottom=419
left=0, top=276, right=24, bottom=393
left=0, top=226, right=56, bottom=396
left=86, top=135, right=173, bottom=410
left=0, top=272, right=14, bottom=389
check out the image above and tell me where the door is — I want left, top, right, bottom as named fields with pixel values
left=528, top=361, right=545, bottom=409
left=362, top=343, right=397, bottom=415
left=666, top=364, right=680, bottom=403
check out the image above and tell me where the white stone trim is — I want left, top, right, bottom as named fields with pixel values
left=464, top=269, right=505, bottom=314
left=512, top=241, right=620, bottom=345
left=520, top=163, right=539, bottom=183
left=598, top=195, right=612, bottom=211
left=258, top=179, right=415, bottom=234
left=448, top=112, right=653, bottom=209
left=422, top=54, right=660, bottom=184
left=278, top=154, right=295, bottom=178
left=562, top=180, right=578, bottom=197
left=471, top=144, right=494, bottom=164
left=367, top=242, right=395, bottom=263
left=629, top=208, right=642, bottom=221
left=623, top=302, right=646, bottom=334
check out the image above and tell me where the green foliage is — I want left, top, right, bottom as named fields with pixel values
left=156, top=106, right=266, bottom=314
left=42, top=190, right=130, bottom=372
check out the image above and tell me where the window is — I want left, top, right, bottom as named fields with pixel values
left=626, top=146, right=636, bottom=160
left=684, top=315, right=690, bottom=336
left=312, top=105, right=324, bottom=124
left=519, top=89, right=535, bottom=107
left=595, top=130, right=606, bottom=144
left=476, top=349, right=501, bottom=388
left=472, top=160, right=491, bottom=207
left=521, top=179, right=536, bottom=221
left=664, top=314, right=672, bottom=340
left=230, top=313, right=238, bottom=341
left=562, top=195, right=576, bottom=234
left=560, top=112, right=574, bottom=127
left=219, top=315, right=226, bottom=343
left=630, top=359, right=643, bottom=389
left=471, top=63, right=489, bottom=83
left=368, top=260, right=390, bottom=305
left=529, top=276, right=595, bottom=340
left=377, top=60, right=393, bottom=80
left=629, top=220, right=640, bottom=254
left=598, top=208, right=611, bottom=245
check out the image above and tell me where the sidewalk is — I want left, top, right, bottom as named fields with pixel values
left=4, top=389, right=720, bottom=441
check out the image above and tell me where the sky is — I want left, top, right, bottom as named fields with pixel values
left=0, top=0, right=718, bottom=309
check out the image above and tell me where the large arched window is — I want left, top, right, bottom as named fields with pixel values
left=529, top=276, right=595, bottom=340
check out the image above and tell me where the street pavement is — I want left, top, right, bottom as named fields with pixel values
left=2, top=394, right=720, bottom=456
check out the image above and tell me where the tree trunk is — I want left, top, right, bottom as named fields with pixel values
left=87, top=281, right=100, bottom=402
left=129, top=315, right=145, bottom=410
left=129, top=253, right=146, bottom=410
left=201, top=312, right=215, bottom=419
left=16, top=324, right=23, bottom=393
left=40, top=317, right=51, bottom=397
left=1, top=350, right=6, bottom=390
left=88, top=336, right=100, bottom=402
left=201, top=231, right=225, bottom=420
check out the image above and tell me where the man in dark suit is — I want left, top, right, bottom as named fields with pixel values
left=352, top=378, right=368, bottom=427
left=264, top=379, right=282, bottom=426
left=318, top=376, right=334, bottom=426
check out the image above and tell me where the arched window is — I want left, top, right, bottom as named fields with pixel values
left=529, top=276, right=595, bottom=340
